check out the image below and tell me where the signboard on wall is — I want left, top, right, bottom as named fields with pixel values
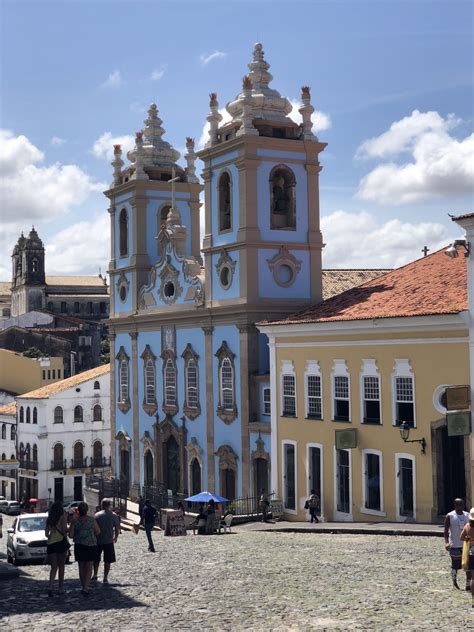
left=447, top=412, right=471, bottom=437
left=335, top=429, right=357, bottom=450
left=446, top=386, right=470, bottom=411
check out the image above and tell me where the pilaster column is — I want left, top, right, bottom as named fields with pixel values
left=108, top=205, right=116, bottom=315
left=130, top=331, right=140, bottom=497
left=306, top=162, right=324, bottom=303
left=109, top=332, right=117, bottom=475
left=238, top=324, right=254, bottom=496
left=268, top=336, right=278, bottom=495
left=203, top=326, right=215, bottom=490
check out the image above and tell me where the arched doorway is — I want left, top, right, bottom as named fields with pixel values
left=164, top=436, right=180, bottom=493
left=254, top=457, right=269, bottom=496
left=191, top=458, right=201, bottom=495
left=120, top=449, right=130, bottom=490
left=221, top=468, right=236, bottom=501
left=144, top=450, right=154, bottom=487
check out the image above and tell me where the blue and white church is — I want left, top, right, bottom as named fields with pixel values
left=106, top=43, right=326, bottom=500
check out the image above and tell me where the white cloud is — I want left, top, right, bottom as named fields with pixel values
left=150, top=66, right=166, bottom=81
left=356, top=110, right=474, bottom=205
left=92, top=132, right=135, bottom=161
left=50, top=136, right=66, bottom=147
left=289, top=99, right=331, bottom=133
left=199, top=51, right=227, bottom=66
left=101, top=69, right=122, bottom=89
left=45, top=214, right=110, bottom=275
left=0, top=129, right=43, bottom=175
left=321, top=210, right=455, bottom=269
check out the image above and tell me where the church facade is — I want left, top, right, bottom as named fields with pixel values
left=107, top=43, right=327, bottom=500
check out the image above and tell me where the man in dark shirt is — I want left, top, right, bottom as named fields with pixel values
left=93, top=498, right=119, bottom=583
left=143, top=499, right=157, bottom=552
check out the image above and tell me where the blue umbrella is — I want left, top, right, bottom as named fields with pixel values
left=185, top=491, right=229, bottom=503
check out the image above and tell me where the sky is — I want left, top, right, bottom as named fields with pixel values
left=0, top=0, right=473, bottom=281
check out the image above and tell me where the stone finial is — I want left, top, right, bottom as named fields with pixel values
left=185, top=137, right=199, bottom=183
left=299, top=85, right=316, bottom=141
left=111, top=144, right=124, bottom=186
left=236, top=75, right=258, bottom=138
left=206, top=92, right=223, bottom=147
left=134, top=131, right=149, bottom=181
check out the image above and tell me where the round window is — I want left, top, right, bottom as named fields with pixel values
left=119, top=285, right=127, bottom=302
left=220, top=266, right=231, bottom=289
left=277, top=264, right=294, bottom=286
left=164, top=281, right=175, bottom=299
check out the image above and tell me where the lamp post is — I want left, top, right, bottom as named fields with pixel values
left=399, top=422, right=426, bottom=454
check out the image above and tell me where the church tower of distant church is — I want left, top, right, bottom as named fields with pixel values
left=11, top=227, right=46, bottom=316
left=106, top=43, right=326, bottom=500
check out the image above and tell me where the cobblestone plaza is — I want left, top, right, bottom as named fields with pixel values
left=1, top=517, right=472, bottom=630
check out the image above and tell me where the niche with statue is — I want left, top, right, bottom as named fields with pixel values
left=269, top=165, right=296, bottom=230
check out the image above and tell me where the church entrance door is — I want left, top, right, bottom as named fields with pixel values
left=164, top=436, right=180, bottom=493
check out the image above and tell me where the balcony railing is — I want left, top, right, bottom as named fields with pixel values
left=90, top=456, right=111, bottom=468
left=71, top=458, right=88, bottom=469
left=19, top=459, right=38, bottom=470
left=51, top=459, right=67, bottom=471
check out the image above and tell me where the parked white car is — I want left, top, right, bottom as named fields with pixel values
left=6, top=513, right=48, bottom=565
left=1, top=500, right=21, bottom=515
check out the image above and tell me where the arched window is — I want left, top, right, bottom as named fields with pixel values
left=47, top=301, right=54, bottom=311
left=32, top=258, right=39, bottom=272
left=73, top=442, right=84, bottom=467
left=33, top=407, right=37, bottom=424
left=164, top=357, right=177, bottom=408
left=145, top=359, right=156, bottom=405
left=74, top=405, right=83, bottom=423
left=93, top=440, right=103, bottom=466
left=94, top=380, right=100, bottom=390
left=54, top=406, right=63, bottom=424
left=186, top=359, right=198, bottom=408
left=270, top=165, right=296, bottom=230
left=1, top=424, right=5, bottom=440
left=1, top=452, right=5, bottom=461
left=10, top=425, right=15, bottom=440
left=116, top=347, right=131, bottom=413
left=19, top=406, right=24, bottom=423
left=93, top=404, right=102, bottom=421
left=53, top=443, right=64, bottom=466
left=26, top=407, right=31, bottom=424
left=182, top=343, right=200, bottom=419
left=25, top=443, right=31, bottom=464
left=32, top=444, right=38, bottom=464
left=218, top=171, right=231, bottom=231
left=119, top=208, right=128, bottom=257
left=159, top=205, right=171, bottom=228
left=215, top=341, right=237, bottom=423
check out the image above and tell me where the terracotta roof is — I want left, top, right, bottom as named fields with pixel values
left=18, top=364, right=110, bottom=399
left=0, top=402, right=17, bottom=416
left=262, top=247, right=467, bottom=325
left=452, top=212, right=474, bottom=221
left=46, top=276, right=106, bottom=287
left=322, top=269, right=391, bottom=300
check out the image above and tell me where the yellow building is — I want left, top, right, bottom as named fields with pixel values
left=258, top=248, right=472, bottom=524
left=0, top=349, right=64, bottom=396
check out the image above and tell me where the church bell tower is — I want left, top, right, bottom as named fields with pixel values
left=11, top=227, right=46, bottom=316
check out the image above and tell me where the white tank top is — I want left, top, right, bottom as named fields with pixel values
left=448, top=510, right=468, bottom=548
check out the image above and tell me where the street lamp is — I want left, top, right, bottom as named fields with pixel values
left=399, top=422, right=426, bottom=454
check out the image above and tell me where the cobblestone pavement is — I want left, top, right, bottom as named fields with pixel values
left=1, top=515, right=472, bottom=630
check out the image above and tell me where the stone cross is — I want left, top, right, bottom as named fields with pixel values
left=422, top=246, right=429, bottom=257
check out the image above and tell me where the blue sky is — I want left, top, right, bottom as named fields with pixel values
left=1, top=0, right=473, bottom=278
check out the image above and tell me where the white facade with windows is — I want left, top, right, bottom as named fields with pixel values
left=0, top=403, right=17, bottom=499
left=16, top=365, right=110, bottom=505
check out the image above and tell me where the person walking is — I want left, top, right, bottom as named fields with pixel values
left=444, top=498, right=469, bottom=590
left=260, top=489, right=269, bottom=522
left=45, top=501, right=69, bottom=597
left=460, top=507, right=474, bottom=607
left=137, top=496, right=145, bottom=525
left=143, top=499, right=157, bottom=552
left=307, top=489, right=320, bottom=524
left=92, top=498, right=119, bottom=584
left=69, top=502, right=100, bottom=596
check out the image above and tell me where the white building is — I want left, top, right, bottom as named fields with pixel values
left=0, top=402, right=17, bottom=499
left=16, top=364, right=111, bottom=505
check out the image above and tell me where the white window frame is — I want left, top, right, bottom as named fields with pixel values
left=331, top=359, right=351, bottom=422
left=333, top=447, right=353, bottom=521
left=280, top=360, right=297, bottom=417
left=304, top=360, right=323, bottom=420
left=392, top=359, right=416, bottom=427
left=185, top=358, right=199, bottom=410
left=144, top=358, right=156, bottom=406
left=164, top=357, right=177, bottom=407
left=395, top=452, right=416, bottom=522
left=263, top=387, right=271, bottom=416
left=281, top=440, right=298, bottom=514
left=306, top=442, right=324, bottom=520
left=220, top=357, right=234, bottom=411
left=360, top=359, right=382, bottom=425
left=119, top=359, right=129, bottom=404
left=360, top=449, right=385, bottom=517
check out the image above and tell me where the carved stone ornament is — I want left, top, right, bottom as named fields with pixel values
left=116, top=272, right=130, bottom=304
left=267, top=246, right=302, bottom=288
left=215, top=249, right=237, bottom=291
left=115, top=347, right=131, bottom=414
left=215, top=341, right=238, bottom=424
left=251, top=436, right=270, bottom=463
left=140, top=430, right=155, bottom=453
left=158, top=260, right=182, bottom=305
left=181, top=344, right=201, bottom=420
left=186, top=437, right=202, bottom=465
left=215, top=444, right=238, bottom=471
left=162, top=325, right=176, bottom=354
left=140, top=345, right=157, bottom=416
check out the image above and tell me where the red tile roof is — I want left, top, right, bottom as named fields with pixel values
left=0, top=402, right=17, bottom=416
left=262, top=247, right=467, bottom=325
left=322, top=269, right=391, bottom=300
left=18, top=364, right=110, bottom=399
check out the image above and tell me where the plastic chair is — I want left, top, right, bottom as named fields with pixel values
left=221, top=514, right=233, bottom=534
